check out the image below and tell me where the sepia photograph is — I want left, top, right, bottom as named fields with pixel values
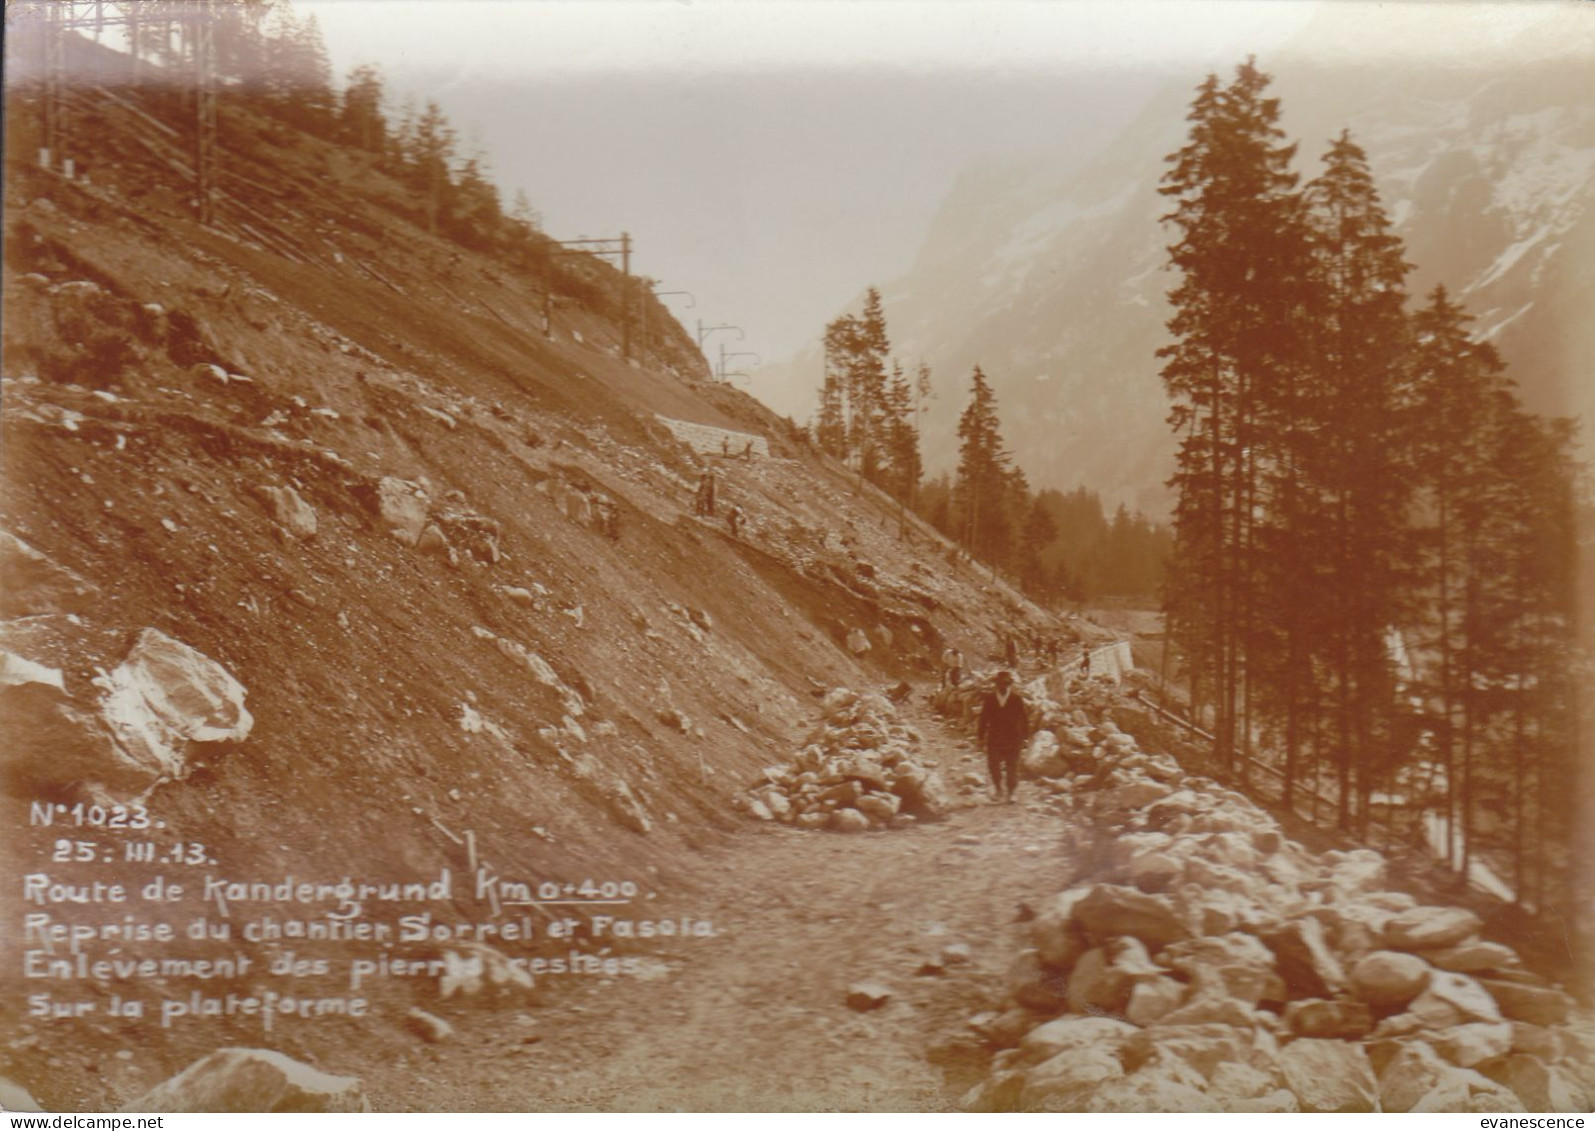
left=1, top=0, right=1592, bottom=1115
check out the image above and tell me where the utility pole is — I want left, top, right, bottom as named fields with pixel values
left=552, top=235, right=635, bottom=357
left=194, top=0, right=218, bottom=226
left=620, top=231, right=632, bottom=361
left=718, top=347, right=761, bottom=384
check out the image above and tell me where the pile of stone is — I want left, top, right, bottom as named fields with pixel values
left=737, top=688, right=951, bottom=831
left=963, top=705, right=1592, bottom=1113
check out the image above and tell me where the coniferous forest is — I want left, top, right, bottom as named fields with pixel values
left=1156, top=59, right=1585, bottom=914
left=807, top=57, right=1587, bottom=922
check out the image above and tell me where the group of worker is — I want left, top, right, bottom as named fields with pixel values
left=693, top=469, right=744, bottom=539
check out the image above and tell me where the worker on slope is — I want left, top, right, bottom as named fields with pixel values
left=976, top=669, right=1030, bottom=804
left=940, top=646, right=964, bottom=689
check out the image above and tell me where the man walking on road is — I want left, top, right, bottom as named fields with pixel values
left=976, top=669, right=1030, bottom=803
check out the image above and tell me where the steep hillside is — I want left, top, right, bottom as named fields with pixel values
left=0, top=59, right=1086, bottom=1109
left=760, top=48, right=1594, bottom=515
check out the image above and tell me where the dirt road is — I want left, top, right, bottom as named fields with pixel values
left=372, top=705, right=1082, bottom=1112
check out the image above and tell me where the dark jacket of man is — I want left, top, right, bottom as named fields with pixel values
left=977, top=687, right=1030, bottom=756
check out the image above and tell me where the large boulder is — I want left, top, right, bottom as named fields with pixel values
left=1065, top=938, right=1156, bottom=1014
left=1278, top=1039, right=1378, bottom=1113
left=255, top=484, right=317, bottom=540
left=1122, top=1024, right=1251, bottom=1080
left=122, top=1049, right=369, bottom=1112
left=1125, top=976, right=1187, bottom=1025
left=1082, top=1055, right=1218, bottom=1113
left=1073, top=884, right=1190, bottom=949
left=1029, top=889, right=1091, bottom=970
left=1378, top=1039, right=1454, bottom=1112
left=1420, top=941, right=1520, bottom=974
left=1021, top=1047, right=1124, bottom=1111
left=1430, top=1022, right=1515, bottom=1068
left=1476, top=978, right=1573, bottom=1026
left=1413, top=971, right=1503, bottom=1025
left=1017, top=1016, right=1138, bottom=1065
left=1410, top=1071, right=1526, bottom=1113
left=96, top=629, right=253, bottom=785
left=1007, top=949, right=1069, bottom=1012
left=1349, top=950, right=1432, bottom=1011
left=1260, top=917, right=1347, bottom=998
left=1484, top=1054, right=1590, bottom=1113
left=1382, top=906, right=1483, bottom=951
left=372, top=476, right=430, bottom=546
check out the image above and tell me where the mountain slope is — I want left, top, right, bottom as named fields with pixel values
left=0, top=50, right=1086, bottom=1108
left=762, top=47, right=1594, bottom=515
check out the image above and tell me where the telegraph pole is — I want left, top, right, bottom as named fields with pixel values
left=194, top=0, right=218, bottom=226
left=553, top=235, right=636, bottom=358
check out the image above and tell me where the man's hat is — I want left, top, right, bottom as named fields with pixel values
left=995, top=669, right=1014, bottom=686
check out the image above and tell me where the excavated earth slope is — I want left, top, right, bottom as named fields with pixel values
left=0, top=79, right=1080, bottom=1110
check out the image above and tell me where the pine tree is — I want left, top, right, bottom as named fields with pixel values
left=882, top=361, right=922, bottom=505
left=1299, top=128, right=1415, bottom=829
left=340, top=63, right=387, bottom=154
left=818, top=314, right=859, bottom=459
left=1408, top=284, right=1510, bottom=868
left=953, top=366, right=1013, bottom=562
left=411, top=100, right=457, bottom=234
left=1158, top=58, right=1315, bottom=779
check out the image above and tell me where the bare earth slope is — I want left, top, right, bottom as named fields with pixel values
left=1, top=73, right=1082, bottom=1109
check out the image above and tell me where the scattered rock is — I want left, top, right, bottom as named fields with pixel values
left=830, top=807, right=871, bottom=833
left=1126, top=976, right=1187, bottom=1025
left=404, top=1008, right=454, bottom=1043
left=1072, top=884, right=1190, bottom=949
left=1420, top=940, right=1520, bottom=974
left=1476, top=978, right=1573, bottom=1026
left=1383, top=906, right=1483, bottom=952
left=1349, top=950, right=1431, bottom=1010
left=1484, top=1054, right=1588, bottom=1113
left=256, top=484, right=317, bottom=540
left=845, top=983, right=892, bottom=1012
left=1430, top=1021, right=1515, bottom=1068
left=96, top=628, right=253, bottom=785
left=1261, top=917, right=1346, bottom=998
left=1284, top=998, right=1373, bottom=1039
left=1278, top=1038, right=1378, bottom=1113
left=372, top=476, right=430, bottom=546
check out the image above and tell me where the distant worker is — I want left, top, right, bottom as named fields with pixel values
left=726, top=504, right=744, bottom=539
left=1004, top=634, right=1019, bottom=670
left=694, top=470, right=717, bottom=518
left=940, top=646, right=964, bottom=689
left=743, top=440, right=755, bottom=461
left=976, top=670, right=1030, bottom=804
left=1079, top=643, right=1092, bottom=677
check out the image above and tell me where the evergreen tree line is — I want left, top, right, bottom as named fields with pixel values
left=142, top=1, right=545, bottom=258
left=1159, top=58, right=1583, bottom=911
left=814, top=296, right=1172, bottom=604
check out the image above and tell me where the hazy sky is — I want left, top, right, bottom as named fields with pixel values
left=296, top=0, right=1585, bottom=377
left=296, top=0, right=1318, bottom=365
